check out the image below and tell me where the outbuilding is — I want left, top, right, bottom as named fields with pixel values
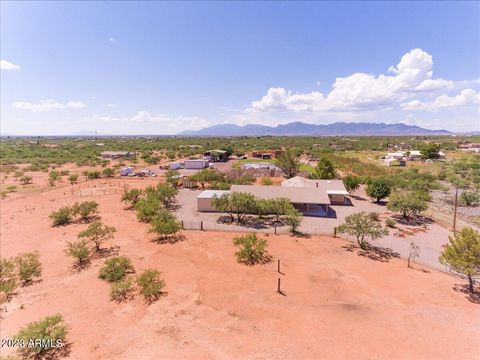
left=197, top=190, right=230, bottom=212
left=184, top=159, right=209, bottom=169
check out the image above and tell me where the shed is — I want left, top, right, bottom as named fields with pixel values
left=185, top=159, right=209, bottom=169
left=197, top=190, right=230, bottom=212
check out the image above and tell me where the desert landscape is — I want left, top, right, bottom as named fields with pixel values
left=1, top=170, right=479, bottom=359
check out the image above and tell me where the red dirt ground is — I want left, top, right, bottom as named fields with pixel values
left=1, top=180, right=479, bottom=359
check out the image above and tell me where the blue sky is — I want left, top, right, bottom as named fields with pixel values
left=1, top=1, right=479, bottom=135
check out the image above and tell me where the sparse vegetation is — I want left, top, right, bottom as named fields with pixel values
left=366, top=178, right=392, bottom=203
left=15, top=252, right=42, bottom=286
left=136, top=269, right=165, bottom=303
left=99, top=256, right=134, bottom=283
left=49, top=207, right=73, bottom=226
left=13, top=314, right=68, bottom=359
left=387, top=191, right=429, bottom=220
left=149, top=209, right=182, bottom=241
left=110, top=277, right=135, bottom=302
left=0, top=258, right=17, bottom=301
left=121, top=188, right=143, bottom=208
left=72, top=201, right=98, bottom=221
left=68, top=173, right=79, bottom=184
left=233, top=233, right=268, bottom=265
left=65, top=240, right=90, bottom=268
left=275, top=148, right=300, bottom=179
left=19, top=175, right=33, bottom=185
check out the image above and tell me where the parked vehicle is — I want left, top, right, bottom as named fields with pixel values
left=119, top=166, right=134, bottom=176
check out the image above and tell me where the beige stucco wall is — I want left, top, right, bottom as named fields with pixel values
left=197, top=197, right=216, bottom=212
left=328, top=194, right=346, bottom=204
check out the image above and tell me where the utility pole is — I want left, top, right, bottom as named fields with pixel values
left=453, top=183, right=458, bottom=232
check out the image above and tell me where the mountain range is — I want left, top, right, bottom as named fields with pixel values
left=177, top=121, right=451, bottom=136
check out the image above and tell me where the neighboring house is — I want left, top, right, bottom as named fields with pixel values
left=242, top=163, right=279, bottom=170
left=251, top=149, right=284, bottom=159
left=385, top=152, right=406, bottom=160
left=100, top=151, right=135, bottom=159
left=384, top=158, right=406, bottom=167
left=203, top=149, right=228, bottom=162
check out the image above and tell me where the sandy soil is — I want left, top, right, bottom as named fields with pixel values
left=1, top=180, right=479, bottom=359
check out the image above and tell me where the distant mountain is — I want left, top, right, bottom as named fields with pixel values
left=178, top=121, right=451, bottom=136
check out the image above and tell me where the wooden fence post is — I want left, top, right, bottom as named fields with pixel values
left=277, top=278, right=281, bottom=294
left=201, top=221, right=203, bottom=231
left=333, top=227, right=337, bottom=238
left=277, top=259, right=280, bottom=273
left=181, top=220, right=184, bottom=230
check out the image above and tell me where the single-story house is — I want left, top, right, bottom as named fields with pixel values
left=204, top=150, right=228, bottom=162
left=184, top=159, right=209, bottom=169
left=385, top=152, right=406, bottom=160
left=100, top=151, right=135, bottom=159
left=197, top=190, right=230, bottom=212
left=281, top=176, right=350, bottom=205
left=251, top=150, right=284, bottom=159
left=384, top=158, right=406, bottom=167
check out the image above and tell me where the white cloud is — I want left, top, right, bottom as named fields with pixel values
left=105, top=103, right=117, bottom=108
left=249, top=48, right=460, bottom=113
left=401, top=89, right=480, bottom=111
left=12, top=99, right=86, bottom=112
left=1, top=60, right=20, bottom=70
left=109, top=37, right=117, bottom=43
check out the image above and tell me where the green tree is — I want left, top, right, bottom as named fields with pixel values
left=78, top=220, right=116, bottom=252
left=336, top=212, right=388, bottom=250
left=146, top=183, right=178, bottom=208
left=134, top=195, right=162, bottom=222
left=285, top=208, right=303, bottom=235
left=15, top=252, right=42, bottom=286
left=121, top=189, right=143, bottom=208
left=189, top=169, right=224, bottom=188
left=366, top=178, right=392, bottom=203
left=439, top=227, right=480, bottom=293
left=49, top=206, right=73, bottom=226
left=149, top=209, right=182, bottom=241
left=387, top=191, right=429, bottom=220
left=165, top=169, right=180, bottom=187
left=260, top=198, right=293, bottom=223
left=136, top=269, right=165, bottom=303
left=72, top=201, right=98, bottom=221
left=13, top=314, right=68, bottom=359
left=309, top=158, right=336, bottom=179
left=99, top=256, right=134, bottom=283
left=276, top=149, right=300, bottom=179
left=420, top=143, right=441, bottom=160
left=343, top=175, right=361, bottom=193
left=261, top=177, right=273, bottom=186
left=65, top=240, right=90, bottom=268
left=68, top=174, right=79, bottom=185
left=233, top=233, right=268, bottom=265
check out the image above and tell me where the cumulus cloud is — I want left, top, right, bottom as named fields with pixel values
left=1, top=60, right=20, bottom=70
left=12, top=99, right=86, bottom=112
left=105, top=103, right=117, bottom=108
left=249, top=48, right=458, bottom=113
left=401, top=89, right=480, bottom=111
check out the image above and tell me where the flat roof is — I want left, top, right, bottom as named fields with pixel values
left=281, top=177, right=348, bottom=193
left=230, top=185, right=331, bottom=204
left=197, top=190, right=230, bottom=199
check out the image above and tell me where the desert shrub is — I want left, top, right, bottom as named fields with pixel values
left=285, top=208, right=303, bottom=235
left=149, top=210, right=182, bottom=241
left=49, top=207, right=73, bottom=226
left=233, top=233, right=268, bottom=265
left=461, top=191, right=480, bottom=206
left=19, top=175, right=33, bottom=185
left=385, top=218, right=397, bottom=228
left=78, top=220, right=116, bottom=252
left=368, top=212, right=380, bottom=222
left=261, top=177, right=273, bottom=186
left=6, top=185, right=17, bottom=193
left=212, top=192, right=257, bottom=223
left=84, top=170, right=101, bottom=179
left=65, top=240, right=90, bottom=268
left=110, top=277, right=135, bottom=302
left=136, top=269, right=165, bottom=303
left=48, top=170, right=61, bottom=185
left=101, top=167, right=115, bottom=178
left=72, top=201, right=98, bottom=221
left=13, top=170, right=24, bottom=178
left=145, top=183, right=178, bottom=208
left=68, top=174, right=78, bottom=184
left=0, top=258, right=17, bottom=301
left=15, top=252, right=42, bottom=286
left=121, top=189, right=143, bottom=208
left=59, top=170, right=70, bottom=176
left=99, top=256, right=134, bottom=282
left=13, top=314, right=68, bottom=359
